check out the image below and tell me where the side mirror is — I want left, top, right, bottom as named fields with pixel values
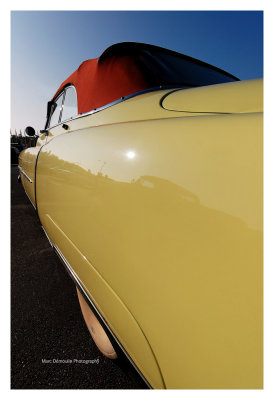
left=25, top=126, right=36, bottom=137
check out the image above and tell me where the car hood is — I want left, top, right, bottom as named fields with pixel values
left=161, top=78, right=263, bottom=114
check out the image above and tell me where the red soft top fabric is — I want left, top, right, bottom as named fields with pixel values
left=53, top=54, right=153, bottom=114
left=53, top=42, right=238, bottom=115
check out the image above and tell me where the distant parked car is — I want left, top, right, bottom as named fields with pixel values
left=18, top=42, right=263, bottom=389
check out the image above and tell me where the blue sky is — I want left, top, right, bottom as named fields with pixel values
left=11, top=10, right=263, bottom=132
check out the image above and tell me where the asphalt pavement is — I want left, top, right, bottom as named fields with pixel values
left=11, top=165, right=142, bottom=389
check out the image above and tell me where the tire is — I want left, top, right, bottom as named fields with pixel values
left=76, top=287, right=117, bottom=359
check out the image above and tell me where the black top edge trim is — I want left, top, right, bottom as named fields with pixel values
left=98, top=42, right=239, bottom=81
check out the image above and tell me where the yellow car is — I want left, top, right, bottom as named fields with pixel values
left=19, top=42, right=263, bottom=389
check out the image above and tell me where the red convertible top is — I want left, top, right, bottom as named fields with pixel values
left=53, top=42, right=238, bottom=115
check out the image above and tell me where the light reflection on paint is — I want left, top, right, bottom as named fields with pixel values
left=126, top=151, right=136, bottom=159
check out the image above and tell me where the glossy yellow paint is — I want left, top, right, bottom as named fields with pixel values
left=20, top=79, right=263, bottom=389
left=162, top=78, right=263, bottom=113
left=18, top=146, right=40, bottom=207
left=18, top=131, right=48, bottom=205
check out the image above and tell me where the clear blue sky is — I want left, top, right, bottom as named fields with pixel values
left=11, top=10, right=263, bottom=132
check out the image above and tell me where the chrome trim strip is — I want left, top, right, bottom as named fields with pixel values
left=58, top=89, right=66, bottom=124
left=18, top=166, right=36, bottom=209
left=75, top=85, right=187, bottom=120
left=24, top=188, right=36, bottom=210
left=18, top=165, right=33, bottom=183
left=41, top=226, right=53, bottom=247
left=47, top=85, right=186, bottom=130
left=47, top=241, right=152, bottom=388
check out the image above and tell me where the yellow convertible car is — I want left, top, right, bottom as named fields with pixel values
left=19, top=42, right=263, bottom=389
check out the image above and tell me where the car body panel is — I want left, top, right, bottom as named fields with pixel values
left=41, top=213, right=164, bottom=388
left=162, top=78, right=263, bottom=113
left=18, top=146, right=40, bottom=207
left=19, top=79, right=263, bottom=388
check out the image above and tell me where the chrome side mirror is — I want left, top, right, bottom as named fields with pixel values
left=25, top=126, right=36, bottom=137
